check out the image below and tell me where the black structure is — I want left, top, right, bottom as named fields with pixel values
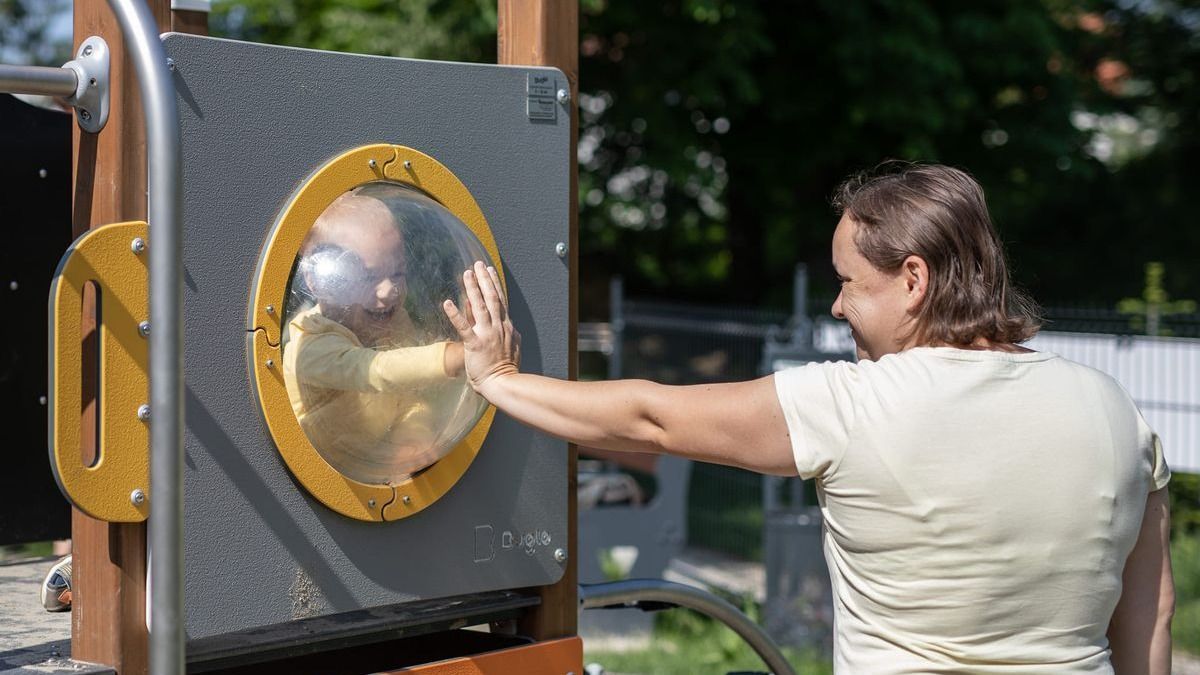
left=0, top=94, right=73, bottom=546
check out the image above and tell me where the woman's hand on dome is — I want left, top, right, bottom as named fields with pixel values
left=443, top=261, right=521, bottom=393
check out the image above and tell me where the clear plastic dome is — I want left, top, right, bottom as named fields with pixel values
left=279, top=182, right=492, bottom=485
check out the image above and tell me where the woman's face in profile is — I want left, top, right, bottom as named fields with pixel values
left=830, top=215, right=912, bottom=361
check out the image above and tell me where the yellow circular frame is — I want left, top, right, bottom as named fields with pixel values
left=249, top=144, right=505, bottom=522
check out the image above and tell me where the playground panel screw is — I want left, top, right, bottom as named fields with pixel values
left=403, top=160, right=412, bottom=170
left=38, top=169, right=47, bottom=178
left=368, top=499, right=376, bottom=508
left=166, top=58, right=175, bottom=71
left=556, top=88, right=570, bottom=104
left=402, top=495, right=412, bottom=505
left=83, top=45, right=94, bottom=57
left=265, top=304, right=275, bottom=315
left=130, top=489, right=146, bottom=505
left=553, top=548, right=567, bottom=563
left=39, top=396, right=47, bottom=406
left=368, top=159, right=377, bottom=170
left=8, top=281, right=17, bottom=291
left=79, top=109, right=92, bottom=121
left=131, top=238, right=146, bottom=254
left=137, top=404, right=150, bottom=422
left=265, top=358, right=275, bottom=368
left=555, top=242, right=568, bottom=258
left=138, top=321, right=150, bottom=337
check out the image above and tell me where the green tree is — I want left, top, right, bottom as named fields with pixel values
left=577, top=1, right=1109, bottom=311
left=208, top=0, right=1200, bottom=314
left=1118, top=262, right=1197, bottom=335
left=212, top=0, right=497, bottom=63
left=0, top=0, right=72, bottom=66
left=1066, top=0, right=1200, bottom=305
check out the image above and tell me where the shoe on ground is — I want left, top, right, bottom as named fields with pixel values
left=41, top=554, right=72, bottom=612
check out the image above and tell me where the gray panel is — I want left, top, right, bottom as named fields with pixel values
left=162, top=34, right=570, bottom=640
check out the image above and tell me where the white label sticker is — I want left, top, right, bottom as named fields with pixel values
left=526, top=72, right=557, bottom=121
left=527, top=98, right=557, bottom=121
left=527, top=73, right=556, bottom=98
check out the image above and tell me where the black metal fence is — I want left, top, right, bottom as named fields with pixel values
left=1042, top=305, right=1200, bottom=338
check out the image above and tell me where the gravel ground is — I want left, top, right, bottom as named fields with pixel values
left=0, top=557, right=70, bottom=653
left=1177, top=651, right=1200, bottom=675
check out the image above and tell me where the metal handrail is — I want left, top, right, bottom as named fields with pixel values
left=0, top=64, right=78, bottom=97
left=579, top=579, right=798, bottom=675
left=101, top=3, right=185, bottom=674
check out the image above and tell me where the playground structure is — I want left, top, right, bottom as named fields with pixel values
left=0, top=2, right=796, bottom=674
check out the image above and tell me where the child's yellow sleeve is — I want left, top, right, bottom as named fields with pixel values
left=294, top=332, right=448, bottom=393
left=368, top=342, right=449, bottom=392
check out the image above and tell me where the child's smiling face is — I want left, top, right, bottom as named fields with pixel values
left=304, top=193, right=409, bottom=343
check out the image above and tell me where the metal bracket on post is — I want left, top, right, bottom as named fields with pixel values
left=62, top=36, right=112, bottom=134
left=0, top=35, right=111, bottom=133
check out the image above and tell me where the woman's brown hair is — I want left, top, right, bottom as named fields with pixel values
left=833, top=162, right=1041, bottom=346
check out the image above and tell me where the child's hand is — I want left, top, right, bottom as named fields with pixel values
left=443, top=262, right=521, bottom=392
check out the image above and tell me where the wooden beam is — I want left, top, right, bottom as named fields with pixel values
left=497, top=0, right=580, bottom=641
left=171, top=10, right=209, bottom=36
left=71, top=3, right=205, bottom=673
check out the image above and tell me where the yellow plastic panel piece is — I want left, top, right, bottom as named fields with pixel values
left=381, top=406, right=496, bottom=522
left=249, top=328, right=392, bottom=521
left=249, top=143, right=504, bottom=522
left=249, top=144, right=505, bottom=347
left=49, top=221, right=150, bottom=522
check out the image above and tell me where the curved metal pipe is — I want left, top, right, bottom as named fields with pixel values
left=104, top=2, right=184, bottom=674
left=579, top=579, right=797, bottom=675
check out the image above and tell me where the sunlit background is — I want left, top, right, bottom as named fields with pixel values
left=1, top=1, right=1197, bottom=672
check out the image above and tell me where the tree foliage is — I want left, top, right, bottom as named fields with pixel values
left=209, top=0, right=1200, bottom=314
left=575, top=0, right=1189, bottom=310
left=212, top=0, right=498, bottom=63
left=0, top=0, right=71, bottom=66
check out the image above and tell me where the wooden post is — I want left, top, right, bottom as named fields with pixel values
left=70, top=3, right=204, bottom=673
left=497, top=0, right=580, bottom=641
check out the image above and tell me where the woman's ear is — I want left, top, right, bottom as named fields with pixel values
left=903, top=255, right=929, bottom=312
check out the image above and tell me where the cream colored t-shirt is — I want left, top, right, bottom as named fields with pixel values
left=773, top=347, right=1170, bottom=674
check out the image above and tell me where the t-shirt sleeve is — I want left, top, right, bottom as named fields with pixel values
left=1139, top=413, right=1171, bottom=491
left=1132, top=398, right=1171, bottom=487
left=773, top=361, right=859, bottom=480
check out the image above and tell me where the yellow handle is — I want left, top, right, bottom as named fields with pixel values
left=49, top=221, right=150, bottom=522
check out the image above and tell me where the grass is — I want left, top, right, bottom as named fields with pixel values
left=1171, top=473, right=1200, bottom=654
left=0, top=541, right=54, bottom=562
left=585, top=603, right=832, bottom=675
left=1174, top=532, right=1200, bottom=654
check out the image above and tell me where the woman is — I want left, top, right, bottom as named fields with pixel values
left=443, top=163, right=1174, bottom=674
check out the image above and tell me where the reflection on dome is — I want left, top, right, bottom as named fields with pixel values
left=279, top=182, right=493, bottom=485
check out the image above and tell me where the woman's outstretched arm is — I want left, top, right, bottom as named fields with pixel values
left=444, top=262, right=797, bottom=476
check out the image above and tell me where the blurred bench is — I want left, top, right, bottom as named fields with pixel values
left=577, top=448, right=691, bottom=583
